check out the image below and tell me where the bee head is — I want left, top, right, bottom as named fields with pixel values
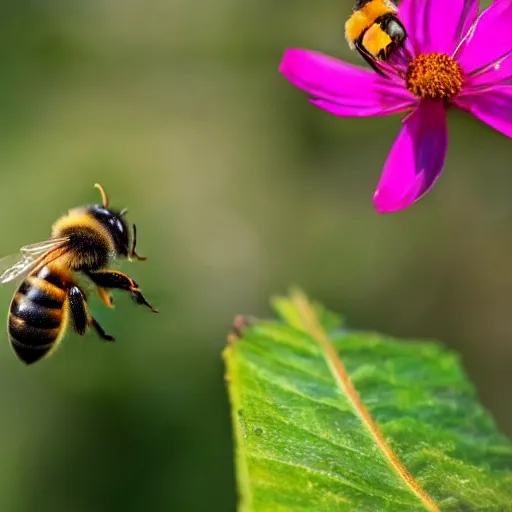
left=384, top=17, right=406, bottom=45
left=90, top=184, right=146, bottom=260
left=89, top=205, right=131, bottom=257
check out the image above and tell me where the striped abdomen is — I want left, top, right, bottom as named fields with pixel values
left=8, top=266, right=69, bottom=365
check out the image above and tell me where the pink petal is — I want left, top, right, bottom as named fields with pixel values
left=373, top=100, right=448, bottom=213
left=308, top=97, right=414, bottom=117
left=398, top=0, right=478, bottom=54
left=455, top=86, right=512, bottom=138
left=279, top=48, right=415, bottom=117
left=456, top=0, right=512, bottom=75
left=463, top=52, right=512, bottom=90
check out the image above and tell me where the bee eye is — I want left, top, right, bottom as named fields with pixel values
left=108, top=217, right=124, bottom=234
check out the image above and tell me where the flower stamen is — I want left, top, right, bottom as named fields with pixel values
left=406, top=53, right=463, bottom=100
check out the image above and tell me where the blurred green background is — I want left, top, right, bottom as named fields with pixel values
left=0, top=0, right=509, bottom=510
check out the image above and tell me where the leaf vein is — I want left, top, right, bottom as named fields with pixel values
left=249, top=453, right=418, bottom=507
left=292, top=291, right=440, bottom=512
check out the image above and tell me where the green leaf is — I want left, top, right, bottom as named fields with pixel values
left=224, top=290, right=512, bottom=511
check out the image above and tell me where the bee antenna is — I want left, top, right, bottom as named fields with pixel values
left=94, top=183, right=109, bottom=208
left=129, top=223, right=147, bottom=261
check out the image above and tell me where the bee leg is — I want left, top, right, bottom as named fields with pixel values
left=68, top=285, right=115, bottom=341
left=86, top=270, right=159, bottom=313
left=97, top=287, right=115, bottom=309
left=68, top=286, right=88, bottom=336
left=90, top=317, right=116, bottom=342
left=355, top=38, right=389, bottom=77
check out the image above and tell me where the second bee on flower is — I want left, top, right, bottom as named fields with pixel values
left=280, top=0, right=512, bottom=213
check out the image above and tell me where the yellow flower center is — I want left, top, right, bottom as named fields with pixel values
left=405, top=53, right=463, bottom=100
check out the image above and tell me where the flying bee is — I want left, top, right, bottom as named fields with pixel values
left=345, top=0, right=406, bottom=75
left=0, top=184, right=158, bottom=365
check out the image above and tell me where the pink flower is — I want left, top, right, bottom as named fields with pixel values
left=279, top=0, right=512, bottom=212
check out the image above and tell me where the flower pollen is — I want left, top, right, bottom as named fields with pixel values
left=406, top=53, right=463, bottom=101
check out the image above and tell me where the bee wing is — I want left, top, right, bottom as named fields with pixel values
left=0, top=237, right=69, bottom=284
left=384, top=0, right=398, bottom=10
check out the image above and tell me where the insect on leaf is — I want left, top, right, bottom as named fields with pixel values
left=224, top=290, right=512, bottom=512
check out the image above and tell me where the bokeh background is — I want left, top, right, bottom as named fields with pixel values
left=0, top=0, right=508, bottom=510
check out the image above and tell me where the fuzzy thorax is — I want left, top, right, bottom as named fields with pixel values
left=51, top=208, right=116, bottom=270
